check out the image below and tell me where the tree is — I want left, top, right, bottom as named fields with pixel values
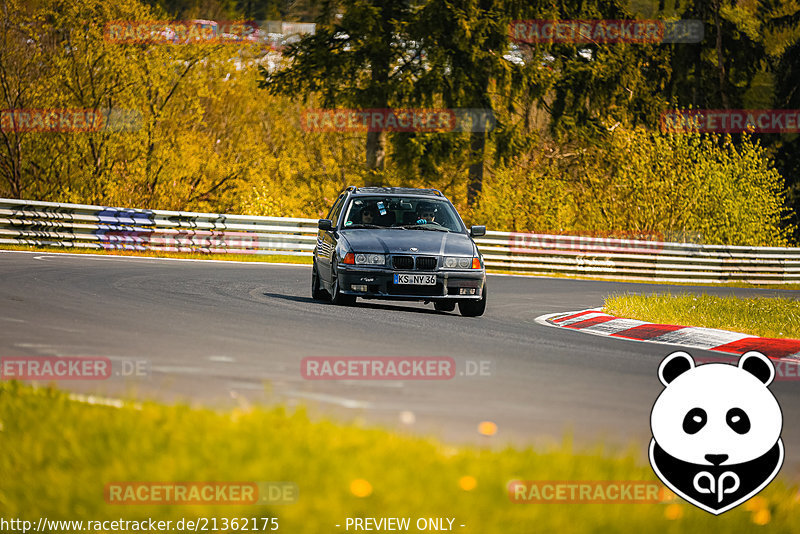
left=0, top=0, right=58, bottom=199
left=771, top=7, right=800, bottom=240
left=404, top=0, right=516, bottom=205
left=259, top=0, right=416, bottom=180
left=404, top=0, right=673, bottom=203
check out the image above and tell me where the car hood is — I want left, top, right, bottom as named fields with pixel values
left=341, top=229, right=475, bottom=256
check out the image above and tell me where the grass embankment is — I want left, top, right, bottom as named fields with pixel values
left=604, top=293, right=800, bottom=339
left=0, top=244, right=313, bottom=264
left=1, top=382, right=797, bottom=532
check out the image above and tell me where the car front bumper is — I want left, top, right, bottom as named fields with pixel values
left=337, top=266, right=485, bottom=301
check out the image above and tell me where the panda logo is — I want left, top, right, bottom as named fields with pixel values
left=649, top=350, right=784, bottom=515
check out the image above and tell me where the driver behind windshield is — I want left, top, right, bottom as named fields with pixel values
left=360, top=207, right=375, bottom=224
left=415, top=203, right=436, bottom=224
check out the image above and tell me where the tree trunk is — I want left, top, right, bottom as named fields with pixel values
left=365, top=129, right=386, bottom=180
left=713, top=0, right=729, bottom=108
left=362, top=1, right=396, bottom=186
left=467, top=75, right=491, bottom=207
left=467, top=128, right=485, bottom=206
left=693, top=41, right=702, bottom=107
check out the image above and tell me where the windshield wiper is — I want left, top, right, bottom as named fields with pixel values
left=399, top=224, right=450, bottom=232
left=345, top=223, right=383, bottom=229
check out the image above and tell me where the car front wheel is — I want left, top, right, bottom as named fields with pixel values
left=330, top=261, right=356, bottom=306
left=458, top=287, right=486, bottom=317
left=434, top=300, right=456, bottom=312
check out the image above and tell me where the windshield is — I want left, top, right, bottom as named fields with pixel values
left=342, top=196, right=465, bottom=233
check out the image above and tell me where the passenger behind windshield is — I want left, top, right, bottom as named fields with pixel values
left=344, top=201, right=385, bottom=228
left=360, top=207, right=375, bottom=224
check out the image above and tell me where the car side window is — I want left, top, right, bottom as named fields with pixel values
left=327, top=194, right=346, bottom=226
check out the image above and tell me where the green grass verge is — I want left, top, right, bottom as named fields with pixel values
left=1, top=382, right=797, bottom=532
left=604, top=293, right=800, bottom=339
left=0, top=244, right=313, bottom=264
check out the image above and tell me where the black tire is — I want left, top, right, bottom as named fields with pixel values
left=434, top=300, right=456, bottom=312
left=311, top=260, right=328, bottom=300
left=458, top=287, right=486, bottom=317
left=330, top=262, right=356, bottom=306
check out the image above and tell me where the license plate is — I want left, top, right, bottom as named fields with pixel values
left=393, top=274, right=436, bottom=285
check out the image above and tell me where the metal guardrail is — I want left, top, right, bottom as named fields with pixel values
left=1, top=198, right=799, bottom=284
left=0, top=198, right=318, bottom=257
left=476, top=233, right=800, bottom=284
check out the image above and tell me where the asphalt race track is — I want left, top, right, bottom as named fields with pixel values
left=1, top=250, right=798, bottom=477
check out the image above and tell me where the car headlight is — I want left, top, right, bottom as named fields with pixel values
left=355, top=253, right=385, bottom=266
left=444, top=256, right=476, bottom=269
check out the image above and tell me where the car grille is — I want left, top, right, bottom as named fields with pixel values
left=392, top=255, right=414, bottom=269
left=415, top=256, right=438, bottom=270
left=392, top=255, right=439, bottom=270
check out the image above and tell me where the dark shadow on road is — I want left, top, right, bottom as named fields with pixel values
left=262, top=292, right=454, bottom=316
left=262, top=292, right=317, bottom=304
left=354, top=301, right=451, bottom=315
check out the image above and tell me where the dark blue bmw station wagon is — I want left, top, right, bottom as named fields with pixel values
left=312, top=187, right=487, bottom=316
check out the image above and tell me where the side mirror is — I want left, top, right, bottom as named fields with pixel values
left=318, top=219, right=333, bottom=231
left=470, top=225, right=486, bottom=237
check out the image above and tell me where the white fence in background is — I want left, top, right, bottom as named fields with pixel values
left=1, top=198, right=798, bottom=284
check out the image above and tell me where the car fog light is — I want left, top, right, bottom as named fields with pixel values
left=351, top=284, right=368, bottom=292
left=460, top=288, right=477, bottom=295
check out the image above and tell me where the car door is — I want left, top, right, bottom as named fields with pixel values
left=316, top=193, right=346, bottom=283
